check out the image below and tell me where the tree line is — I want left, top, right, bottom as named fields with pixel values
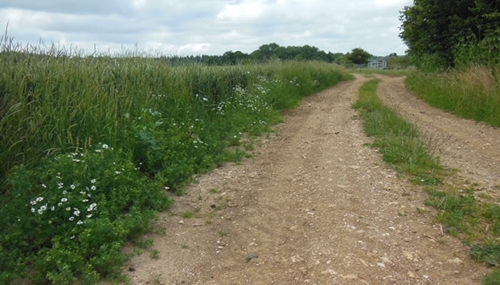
left=161, top=43, right=344, bottom=65
left=2, top=40, right=408, bottom=68
left=159, top=44, right=403, bottom=67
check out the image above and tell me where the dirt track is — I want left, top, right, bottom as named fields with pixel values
left=120, top=74, right=499, bottom=285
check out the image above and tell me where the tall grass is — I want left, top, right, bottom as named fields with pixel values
left=0, top=37, right=351, bottom=284
left=405, top=66, right=500, bottom=127
left=0, top=46, right=350, bottom=192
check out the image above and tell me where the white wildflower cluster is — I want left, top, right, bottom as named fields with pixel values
left=195, top=93, right=209, bottom=102
left=192, top=137, right=207, bottom=149
left=114, top=167, right=125, bottom=175
left=95, top=143, right=111, bottom=153
left=213, top=101, right=226, bottom=115
left=256, top=75, right=269, bottom=82
left=255, top=83, right=269, bottom=95
left=233, top=85, right=246, bottom=95
left=134, top=162, right=143, bottom=171
left=289, top=77, right=300, bottom=87
left=229, top=83, right=272, bottom=114
left=30, top=177, right=99, bottom=232
left=67, top=151, right=84, bottom=163
left=151, top=94, right=167, bottom=99
left=256, top=75, right=280, bottom=84
left=142, top=108, right=162, bottom=117
left=30, top=196, right=47, bottom=215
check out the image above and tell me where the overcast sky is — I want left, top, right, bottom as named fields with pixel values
left=0, top=0, right=413, bottom=57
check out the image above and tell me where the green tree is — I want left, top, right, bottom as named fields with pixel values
left=222, top=51, right=249, bottom=65
left=346, top=48, right=371, bottom=64
left=387, top=55, right=411, bottom=69
left=297, top=45, right=320, bottom=60
left=250, top=43, right=281, bottom=61
left=399, top=0, right=500, bottom=68
left=327, top=52, right=345, bottom=64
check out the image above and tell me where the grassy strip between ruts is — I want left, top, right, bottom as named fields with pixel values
left=353, top=79, right=500, bottom=284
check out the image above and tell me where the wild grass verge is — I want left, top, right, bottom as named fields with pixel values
left=405, top=65, right=500, bottom=127
left=354, top=79, right=500, bottom=283
left=0, top=37, right=352, bottom=284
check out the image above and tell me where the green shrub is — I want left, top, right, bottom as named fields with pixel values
left=1, top=143, right=170, bottom=283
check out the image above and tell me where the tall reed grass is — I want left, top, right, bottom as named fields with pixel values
left=0, top=37, right=351, bottom=284
left=0, top=44, right=350, bottom=191
left=405, top=66, right=500, bottom=127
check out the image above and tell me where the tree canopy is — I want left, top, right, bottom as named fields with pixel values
left=345, top=48, right=372, bottom=64
left=399, top=0, right=500, bottom=68
left=160, top=43, right=347, bottom=66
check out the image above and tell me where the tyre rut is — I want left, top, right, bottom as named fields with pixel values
left=120, top=75, right=491, bottom=285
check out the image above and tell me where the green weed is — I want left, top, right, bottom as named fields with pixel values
left=424, top=188, right=477, bottom=237
left=135, top=238, right=154, bottom=249
left=151, top=274, right=162, bottom=285
left=483, top=269, right=500, bottom=285
left=150, top=249, right=159, bottom=259
left=423, top=184, right=500, bottom=279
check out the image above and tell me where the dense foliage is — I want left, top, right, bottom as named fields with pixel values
left=345, top=48, right=372, bottom=65
left=162, top=43, right=350, bottom=66
left=0, top=39, right=351, bottom=283
left=399, top=0, right=500, bottom=69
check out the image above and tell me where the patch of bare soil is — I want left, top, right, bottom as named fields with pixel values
left=118, top=75, right=493, bottom=285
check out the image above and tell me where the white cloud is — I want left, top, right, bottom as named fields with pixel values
left=216, top=1, right=263, bottom=23
left=178, top=43, right=212, bottom=54
left=373, top=0, right=409, bottom=9
left=130, top=0, right=147, bottom=10
left=0, top=0, right=413, bottom=56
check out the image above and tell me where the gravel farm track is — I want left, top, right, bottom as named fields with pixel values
left=116, top=74, right=500, bottom=285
